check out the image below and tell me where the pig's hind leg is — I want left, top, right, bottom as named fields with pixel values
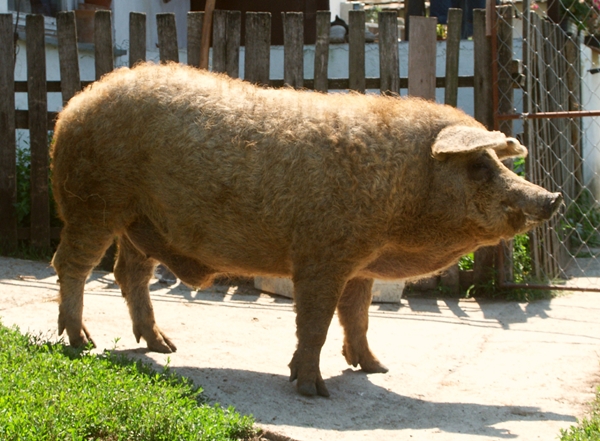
left=52, top=225, right=114, bottom=348
left=114, top=235, right=177, bottom=353
left=337, top=277, right=388, bottom=374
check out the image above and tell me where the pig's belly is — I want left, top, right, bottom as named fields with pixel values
left=359, top=249, right=464, bottom=281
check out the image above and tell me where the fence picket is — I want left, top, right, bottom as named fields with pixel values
left=26, top=14, right=50, bottom=250
left=187, top=11, right=204, bottom=68
left=244, top=12, right=271, bottom=86
left=157, top=13, right=179, bottom=63
left=129, top=12, right=147, bottom=67
left=57, top=11, right=81, bottom=105
left=0, top=13, right=17, bottom=251
left=472, top=9, right=496, bottom=285
left=95, top=10, right=114, bottom=80
left=444, top=8, right=462, bottom=107
left=283, top=12, right=303, bottom=89
left=348, top=10, right=365, bottom=93
left=379, top=10, right=399, bottom=95
left=473, top=10, right=492, bottom=128
left=213, top=10, right=241, bottom=77
left=314, top=11, right=329, bottom=93
left=408, top=16, right=437, bottom=99
left=212, top=10, right=227, bottom=73
left=226, top=11, right=241, bottom=78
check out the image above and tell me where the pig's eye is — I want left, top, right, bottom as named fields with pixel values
left=468, top=160, right=492, bottom=181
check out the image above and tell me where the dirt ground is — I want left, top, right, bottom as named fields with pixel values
left=1, top=255, right=600, bottom=441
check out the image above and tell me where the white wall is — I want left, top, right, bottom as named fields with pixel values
left=581, top=46, right=600, bottom=196
left=112, top=0, right=189, bottom=52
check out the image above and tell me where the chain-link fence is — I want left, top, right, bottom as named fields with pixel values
left=495, top=0, right=600, bottom=291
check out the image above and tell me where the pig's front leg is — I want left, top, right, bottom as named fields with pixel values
left=337, top=277, right=388, bottom=373
left=289, top=266, right=349, bottom=397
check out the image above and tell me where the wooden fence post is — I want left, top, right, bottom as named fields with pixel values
left=212, top=10, right=227, bottom=73
left=314, top=10, right=330, bottom=93
left=57, top=11, right=81, bottom=105
left=157, top=13, right=179, bottom=63
left=440, top=9, right=463, bottom=294
left=404, top=16, right=439, bottom=292
left=472, top=8, right=496, bottom=287
left=95, top=10, right=113, bottom=80
left=129, top=12, right=147, bottom=67
left=444, top=8, right=462, bottom=107
left=244, top=12, right=271, bottom=86
left=379, top=10, right=399, bottom=95
left=187, top=11, right=204, bottom=68
left=405, top=0, right=426, bottom=41
left=496, top=5, right=516, bottom=284
left=213, top=10, right=241, bottom=78
left=225, top=11, right=241, bottom=78
left=26, top=14, right=50, bottom=251
left=408, top=16, right=437, bottom=100
left=283, top=12, right=304, bottom=89
left=0, top=13, right=17, bottom=252
left=348, top=10, right=365, bottom=93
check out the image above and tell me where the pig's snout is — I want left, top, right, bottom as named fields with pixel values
left=512, top=191, right=563, bottom=223
left=545, top=192, right=564, bottom=219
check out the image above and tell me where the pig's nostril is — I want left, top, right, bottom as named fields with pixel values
left=549, top=192, right=563, bottom=214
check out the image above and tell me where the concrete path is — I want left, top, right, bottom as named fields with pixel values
left=1, top=256, right=599, bottom=440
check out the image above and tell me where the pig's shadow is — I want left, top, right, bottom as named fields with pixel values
left=112, top=350, right=575, bottom=438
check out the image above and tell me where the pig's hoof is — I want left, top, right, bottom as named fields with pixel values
left=296, top=378, right=330, bottom=397
left=146, top=335, right=177, bottom=354
left=360, top=359, right=389, bottom=374
left=59, top=320, right=96, bottom=349
left=343, top=345, right=388, bottom=374
left=289, top=356, right=330, bottom=397
left=134, top=325, right=178, bottom=353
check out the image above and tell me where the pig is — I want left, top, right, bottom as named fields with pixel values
left=50, top=62, right=562, bottom=397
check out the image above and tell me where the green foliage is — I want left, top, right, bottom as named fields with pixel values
left=513, top=156, right=526, bottom=177
left=563, top=189, right=600, bottom=250
left=15, top=146, right=32, bottom=226
left=0, top=324, right=256, bottom=441
left=436, top=24, right=447, bottom=40
left=458, top=253, right=474, bottom=271
left=512, top=233, right=533, bottom=283
left=366, top=6, right=382, bottom=23
left=561, top=0, right=600, bottom=34
left=560, top=387, right=600, bottom=440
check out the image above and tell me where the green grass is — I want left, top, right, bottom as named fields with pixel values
left=0, top=324, right=256, bottom=441
left=560, top=387, right=600, bottom=440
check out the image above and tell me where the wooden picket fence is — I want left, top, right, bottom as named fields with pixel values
left=0, top=8, right=499, bottom=290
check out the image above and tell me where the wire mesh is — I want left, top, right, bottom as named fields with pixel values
left=495, top=0, right=600, bottom=290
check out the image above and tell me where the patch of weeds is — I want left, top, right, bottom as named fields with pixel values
left=0, top=323, right=257, bottom=441
left=15, top=132, right=59, bottom=228
left=0, top=240, right=57, bottom=262
left=512, top=233, right=533, bottom=284
left=560, top=386, right=600, bottom=440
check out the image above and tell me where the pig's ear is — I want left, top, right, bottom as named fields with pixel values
left=432, top=126, right=528, bottom=160
left=494, top=137, right=528, bottom=160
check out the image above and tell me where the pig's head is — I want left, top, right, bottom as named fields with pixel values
left=430, top=125, right=562, bottom=244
